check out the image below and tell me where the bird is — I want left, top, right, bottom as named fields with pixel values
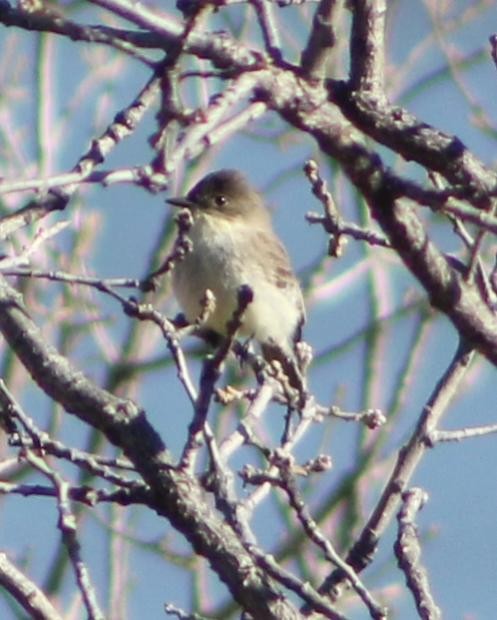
left=167, top=169, right=306, bottom=395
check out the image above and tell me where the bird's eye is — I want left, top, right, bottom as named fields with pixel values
left=214, top=195, right=227, bottom=207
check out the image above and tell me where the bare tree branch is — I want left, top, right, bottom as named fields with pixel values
left=0, top=552, right=64, bottom=620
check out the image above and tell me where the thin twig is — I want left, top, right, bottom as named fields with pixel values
left=301, top=0, right=340, bottom=77
left=320, top=340, right=475, bottom=598
left=249, top=0, right=283, bottom=62
left=304, top=160, right=390, bottom=253
left=179, top=285, right=254, bottom=471
left=242, top=454, right=386, bottom=619
left=25, top=452, right=105, bottom=620
left=395, top=488, right=442, bottom=620
left=0, top=552, right=64, bottom=620
left=426, top=423, right=497, bottom=444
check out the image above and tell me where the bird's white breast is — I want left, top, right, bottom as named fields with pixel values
left=173, top=213, right=301, bottom=349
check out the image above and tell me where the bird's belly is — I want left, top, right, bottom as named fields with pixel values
left=172, top=228, right=298, bottom=346
left=173, top=231, right=245, bottom=334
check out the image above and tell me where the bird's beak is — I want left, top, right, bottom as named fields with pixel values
left=167, top=197, right=196, bottom=210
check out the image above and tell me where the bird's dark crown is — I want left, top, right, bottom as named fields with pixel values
left=185, top=169, right=267, bottom=219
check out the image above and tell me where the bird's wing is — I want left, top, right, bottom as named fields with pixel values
left=251, top=229, right=306, bottom=331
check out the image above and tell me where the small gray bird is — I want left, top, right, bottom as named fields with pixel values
left=167, top=169, right=306, bottom=392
